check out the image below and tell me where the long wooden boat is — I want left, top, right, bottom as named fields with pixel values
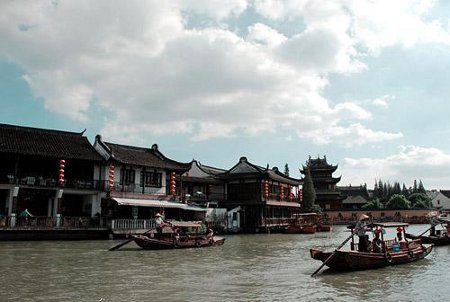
left=285, top=224, right=316, bottom=234
left=310, top=222, right=433, bottom=271
left=130, top=220, right=225, bottom=250
left=284, top=213, right=317, bottom=234
left=131, top=234, right=225, bottom=250
left=405, top=233, right=450, bottom=246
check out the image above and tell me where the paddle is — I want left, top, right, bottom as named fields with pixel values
left=108, top=230, right=153, bottom=251
left=311, top=229, right=356, bottom=277
left=417, top=225, right=434, bottom=237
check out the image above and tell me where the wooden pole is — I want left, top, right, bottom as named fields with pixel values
left=311, top=230, right=355, bottom=277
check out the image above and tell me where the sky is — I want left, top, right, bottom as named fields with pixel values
left=1, top=0, right=450, bottom=190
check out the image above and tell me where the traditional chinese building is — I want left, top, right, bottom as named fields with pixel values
left=0, top=123, right=104, bottom=233
left=218, top=157, right=302, bottom=232
left=93, top=135, right=205, bottom=223
left=339, top=185, right=370, bottom=209
left=181, top=160, right=227, bottom=207
left=301, top=156, right=343, bottom=210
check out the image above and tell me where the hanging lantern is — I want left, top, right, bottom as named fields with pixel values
left=288, top=185, right=293, bottom=201
left=280, top=184, right=284, bottom=201
left=263, top=180, right=269, bottom=199
left=170, top=172, right=176, bottom=195
left=299, top=189, right=303, bottom=202
left=58, top=159, right=65, bottom=187
left=108, top=164, right=115, bottom=190
left=207, top=184, right=213, bottom=196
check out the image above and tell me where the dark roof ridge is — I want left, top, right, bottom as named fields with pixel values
left=0, top=123, right=85, bottom=137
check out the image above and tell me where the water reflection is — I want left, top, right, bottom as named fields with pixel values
left=0, top=226, right=449, bottom=302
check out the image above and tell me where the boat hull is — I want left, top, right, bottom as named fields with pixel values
left=310, top=243, right=433, bottom=271
left=285, top=224, right=316, bottom=234
left=405, top=233, right=450, bottom=246
left=131, top=235, right=225, bottom=250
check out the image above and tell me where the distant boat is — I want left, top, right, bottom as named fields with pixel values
left=284, top=212, right=317, bottom=234
left=310, top=222, right=433, bottom=271
left=405, top=217, right=450, bottom=246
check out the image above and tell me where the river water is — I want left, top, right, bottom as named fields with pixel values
left=0, top=225, right=449, bottom=302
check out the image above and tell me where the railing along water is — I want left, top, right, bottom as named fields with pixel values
left=111, top=219, right=155, bottom=230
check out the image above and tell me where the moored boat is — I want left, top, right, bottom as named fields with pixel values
left=310, top=222, right=433, bottom=272
left=284, top=213, right=317, bottom=234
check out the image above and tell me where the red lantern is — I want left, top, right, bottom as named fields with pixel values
left=263, top=180, right=269, bottom=199
left=58, top=159, right=65, bottom=187
left=280, top=184, right=284, bottom=201
left=299, top=189, right=303, bottom=202
left=169, top=172, right=176, bottom=195
left=288, top=185, right=293, bottom=201
left=108, top=165, right=115, bottom=190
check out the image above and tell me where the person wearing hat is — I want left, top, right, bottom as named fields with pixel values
left=155, top=213, right=165, bottom=239
left=356, top=214, right=370, bottom=252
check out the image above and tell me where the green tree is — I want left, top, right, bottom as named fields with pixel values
left=408, top=193, right=432, bottom=209
left=401, top=184, right=409, bottom=196
left=362, top=198, right=384, bottom=210
left=418, top=180, right=426, bottom=194
left=413, top=180, right=418, bottom=193
left=301, top=167, right=320, bottom=212
left=386, top=194, right=410, bottom=209
left=284, top=163, right=289, bottom=177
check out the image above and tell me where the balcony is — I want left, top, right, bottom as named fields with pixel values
left=0, top=173, right=102, bottom=191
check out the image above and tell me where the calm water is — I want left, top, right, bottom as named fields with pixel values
left=0, top=225, right=449, bottom=302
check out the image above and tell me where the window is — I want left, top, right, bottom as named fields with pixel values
left=121, top=169, right=135, bottom=185
left=141, top=171, right=162, bottom=187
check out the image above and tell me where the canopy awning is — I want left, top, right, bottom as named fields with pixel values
left=112, top=198, right=207, bottom=212
left=266, top=200, right=301, bottom=208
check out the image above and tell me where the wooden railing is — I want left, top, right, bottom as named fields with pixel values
left=110, top=219, right=155, bottom=230
left=0, top=215, right=106, bottom=229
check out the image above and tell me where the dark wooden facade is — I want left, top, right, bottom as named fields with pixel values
left=181, top=160, right=226, bottom=207
left=219, top=157, right=302, bottom=232
left=0, top=123, right=104, bottom=221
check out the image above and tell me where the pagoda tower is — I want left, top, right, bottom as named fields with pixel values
left=301, top=155, right=343, bottom=210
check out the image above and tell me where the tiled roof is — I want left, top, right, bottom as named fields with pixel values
left=105, top=142, right=190, bottom=171
left=0, top=123, right=103, bottom=161
left=221, top=157, right=302, bottom=185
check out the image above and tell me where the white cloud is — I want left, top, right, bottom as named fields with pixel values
left=0, top=0, right=448, bottom=146
left=178, top=0, right=248, bottom=21
left=341, top=145, right=450, bottom=189
left=371, top=95, right=393, bottom=109
left=247, top=23, right=287, bottom=47
left=298, top=123, right=402, bottom=146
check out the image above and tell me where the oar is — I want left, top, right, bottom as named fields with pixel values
left=417, top=225, right=434, bottom=237
left=108, top=230, right=152, bottom=251
left=311, top=230, right=355, bottom=277
left=108, top=238, right=134, bottom=251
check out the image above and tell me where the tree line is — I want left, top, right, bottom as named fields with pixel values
left=363, top=179, right=432, bottom=210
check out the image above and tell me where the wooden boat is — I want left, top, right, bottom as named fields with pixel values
left=310, top=222, right=433, bottom=271
left=405, top=232, right=450, bottom=246
left=284, top=213, right=317, bottom=234
left=405, top=216, right=450, bottom=246
left=285, top=224, right=316, bottom=234
left=130, top=220, right=225, bottom=250
left=316, top=224, right=333, bottom=232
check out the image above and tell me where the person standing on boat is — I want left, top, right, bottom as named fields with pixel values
left=430, top=216, right=440, bottom=237
left=155, top=213, right=165, bottom=239
left=356, top=214, right=370, bottom=252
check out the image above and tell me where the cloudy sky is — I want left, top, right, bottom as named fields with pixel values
left=1, top=0, right=450, bottom=189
